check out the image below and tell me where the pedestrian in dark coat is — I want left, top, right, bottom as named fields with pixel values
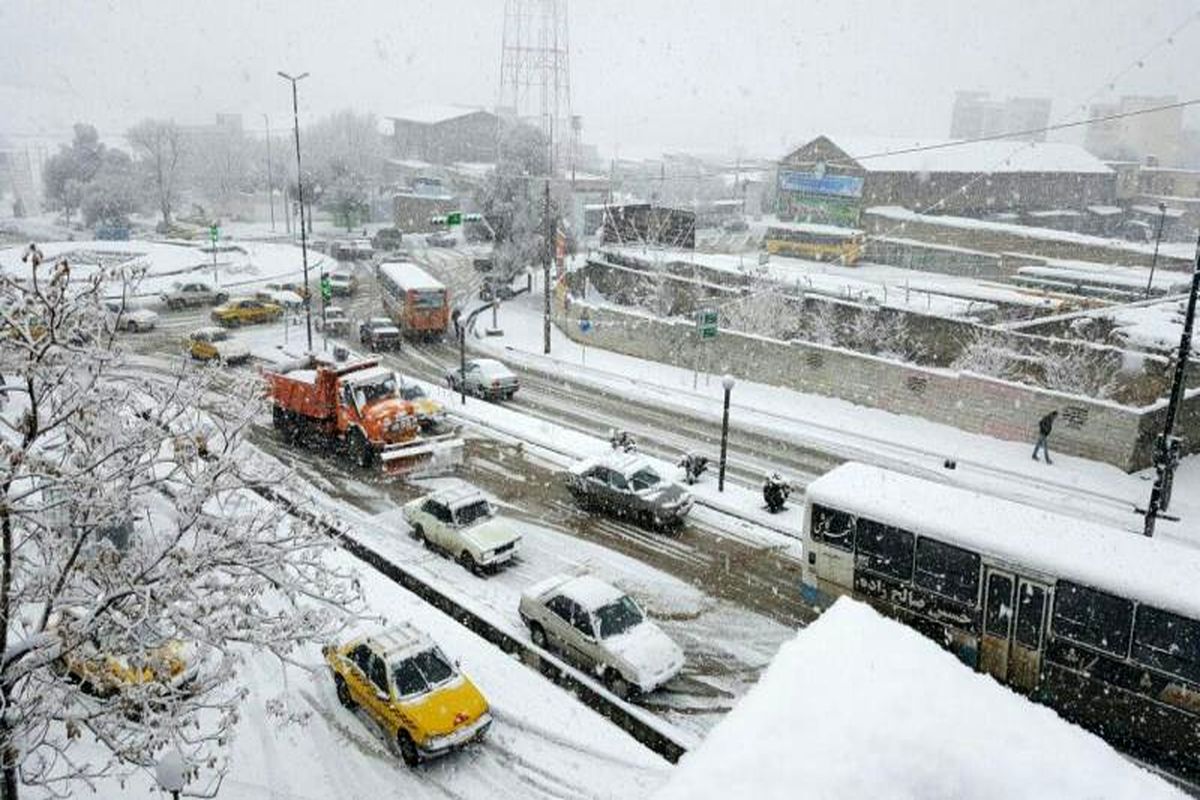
left=1032, top=410, right=1058, bottom=464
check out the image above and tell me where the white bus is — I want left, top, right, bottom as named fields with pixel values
left=376, top=262, right=449, bottom=338
left=801, top=462, right=1200, bottom=782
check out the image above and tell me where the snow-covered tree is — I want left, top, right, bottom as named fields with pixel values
left=80, top=149, right=139, bottom=228
left=1041, top=346, right=1120, bottom=399
left=127, top=119, right=185, bottom=230
left=0, top=256, right=364, bottom=798
left=41, top=124, right=108, bottom=226
left=951, top=329, right=1022, bottom=381
left=474, top=120, right=552, bottom=286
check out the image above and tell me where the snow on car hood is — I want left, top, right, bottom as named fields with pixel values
left=462, top=517, right=520, bottom=550
left=605, top=621, right=683, bottom=682
left=126, top=309, right=159, bottom=324
left=640, top=482, right=690, bottom=507
left=219, top=341, right=250, bottom=358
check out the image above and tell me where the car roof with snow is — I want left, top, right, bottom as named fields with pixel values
left=359, top=623, right=436, bottom=660
left=367, top=317, right=398, bottom=328
left=525, top=573, right=625, bottom=611
left=426, top=484, right=491, bottom=512
left=569, top=451, right=655, bottom=477
left=342, top=365, right=393, bottom=385
left=470, top=358, right=512, bottom=374
left=191, top=326, right=229, bottom=339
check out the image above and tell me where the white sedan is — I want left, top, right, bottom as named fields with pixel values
left=402, top=485, right=521, bottom=574
left=518, top=573, right=685, bottom=699
left=106, top=302, right=159, bottom=333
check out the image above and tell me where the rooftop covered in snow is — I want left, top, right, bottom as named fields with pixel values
left=653, top=598, right=1184, bottom=800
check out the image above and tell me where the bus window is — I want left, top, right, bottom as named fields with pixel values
left=1132, top=605, right=1200, bottom=685
left=413, top=290, right=444, bottom=308
left=855, top=518, right=914, bottom=582
left=1052, top=581, right=1134, bottom=657
left=1014, top=582, right=1047, bottom=649
left=914, top=538, right=980, bottom=605
left=812, top=504, right=855, bottom=551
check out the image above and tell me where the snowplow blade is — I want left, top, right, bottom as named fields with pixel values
left=379, top=434, right=464, bottom=477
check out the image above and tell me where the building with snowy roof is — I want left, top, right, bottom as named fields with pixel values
left=777, top=134, right=1115, bottom=223
left=387, top=105, right=500, bottom=165
left=653, top=598, right=1185, bottom=800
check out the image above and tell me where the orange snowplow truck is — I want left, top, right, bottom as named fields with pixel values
left=265, top=357, right=463, bottom=475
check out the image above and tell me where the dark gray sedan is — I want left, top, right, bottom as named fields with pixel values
left=565, top=453, right=693, bottom=530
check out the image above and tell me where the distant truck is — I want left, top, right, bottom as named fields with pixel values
left=264, top=357, right=463, bottom=475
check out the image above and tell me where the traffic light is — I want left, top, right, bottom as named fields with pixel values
left=446, top=212, right=462, bottom=226
left=319, top=274, right=332, bottom=302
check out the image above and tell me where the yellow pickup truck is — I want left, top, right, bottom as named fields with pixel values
left=323, top=624, right=491, bottom=767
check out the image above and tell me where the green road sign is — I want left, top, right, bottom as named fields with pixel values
left=697, top=308, right=718, bottom=340
left=209, top=224, right=219, bottom=244
left=446, top=211, right=463, bottom=227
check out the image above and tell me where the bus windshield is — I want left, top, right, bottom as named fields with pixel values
left=413, top=290, right=444, bottom=309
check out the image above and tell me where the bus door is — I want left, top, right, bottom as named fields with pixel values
left=981, top=568, right=1049, bottom=693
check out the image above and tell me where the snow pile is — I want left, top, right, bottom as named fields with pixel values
left=654, top=598, right=1185, bottom=800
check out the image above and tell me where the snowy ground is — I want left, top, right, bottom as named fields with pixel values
left=0, top=238, right=334, bottom=304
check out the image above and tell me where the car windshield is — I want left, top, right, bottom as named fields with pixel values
left=399, top=384, right=426, bottom=401
left=594, top=596, right=644, bottom=639
left=354, top=375, right=397, bottom=404
left=392, top=648, right=456, bottom=696
left=454, top=499, right=492, bottom=526
left=629, top=468, right=661, bottom=491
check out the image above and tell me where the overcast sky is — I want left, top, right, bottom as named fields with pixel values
left=2, top=0, right=1197, bottom=158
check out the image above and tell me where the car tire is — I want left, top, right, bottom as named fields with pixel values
left=396, top=730, right=420, bottom=768
left=272, top=405, right=287, bottom=430
left=413, top=524, right=429, bottom=548
left=127, top=321, right=139, bottom=333
left=604, top=669, right=633, bottom=700
left=335, top=676, right=356, bottom=710
left=459, top=551, right=481, bottom=576
left=215, top=293, right=229, bottom=304
left=529, top=622, right=548, bottom=650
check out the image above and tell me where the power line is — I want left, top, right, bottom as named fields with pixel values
left=840, top=98, right=1200, bottom=167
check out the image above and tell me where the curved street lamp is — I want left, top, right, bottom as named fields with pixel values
left=277, top=70, right=313, bottom=351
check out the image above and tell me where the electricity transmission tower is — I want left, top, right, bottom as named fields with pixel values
left=498, top=0, right=572, bottom=173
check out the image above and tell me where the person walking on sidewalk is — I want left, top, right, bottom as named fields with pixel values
left=1032, top=410, right=1058, bottom=464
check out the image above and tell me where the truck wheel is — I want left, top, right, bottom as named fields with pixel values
left=272, top=405, right=286, bottom=429
left=396, top=730, right=420, bottom=768
left=335, top=676, right=356, bottom=710
left=350, top=428, right=374, bottom=469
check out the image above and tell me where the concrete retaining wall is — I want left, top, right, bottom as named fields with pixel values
left=557, top=293, right=1186, bottom=471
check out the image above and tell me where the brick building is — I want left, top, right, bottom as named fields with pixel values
left=777, top=135, right=1115, bottom=225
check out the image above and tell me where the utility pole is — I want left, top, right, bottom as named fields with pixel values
left=543, top=178, right=552, bottom=355
left=264, top=114, right=276, bottom=232
left=1144, top=202, right=1168, bottom=298
left=278, top=70, right=313, bottom=352
left=1143, top=230, right=1200, bottom=537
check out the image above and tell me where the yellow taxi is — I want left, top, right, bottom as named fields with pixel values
left=399, top=378, right=448, bottom=432
left=210, top=297, right=282, bottom=327
left=49, top=609, right=201, bottom=699
left=187, top=327, right=250, bottom=364
left=323, top=624, right=491, bottom=767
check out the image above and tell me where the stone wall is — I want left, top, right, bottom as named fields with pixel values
left=556, top=293, right=1189, bottom=471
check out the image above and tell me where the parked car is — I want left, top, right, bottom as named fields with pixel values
left=320, top=305, right=351, bottom=335
left=359, top=317, right=402, bottom=351
left=426, top=232, right=456, bottom=248
left=445, top=358, right=519, bottom=401
left=398, top=377, right=447, bottom=432
left=331, top=239, right=374, bottom=261
left=210, top=297, right=283, bottom=327
left=322, top=624, right=492, bottom=767
left=187, top=326, right=250, bottom=364
left=327, top=269, right=356, bottom=296
left=518, top=574, right=685, bottom=699
left=47, top=607, right=203, bottom=698
left=105, top=301, right=159, bottom=333
left=255, top=287, right=304, bottom=311
left=266, top=280, right=311, bottom=299
left=371, top=227, right=404, bottom=251
left=565, top=452, right=693, bottom=529
left=162, top=281, right=227, bottom=311
left=402, top=485, right=521, bottom=574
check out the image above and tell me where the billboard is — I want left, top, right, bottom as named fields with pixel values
left=778, top=170, right=864, bottom=198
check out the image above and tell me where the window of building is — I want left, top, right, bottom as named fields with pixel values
left=1051, top=580, right=1134, bottom=657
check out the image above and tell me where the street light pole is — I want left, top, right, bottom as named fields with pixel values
left=1144, top=230, right=1200, bottom=537
left=718, top=375, right=735, bottom=492
left=278, top=70, right=312, bottom=352
left=454, top=301, right=498, bottom=405
left=1144, top=202, right=1168, bottom=299
left=543, top=179, right=552, bottom=355
left=264, top=114, right=276, bottom=232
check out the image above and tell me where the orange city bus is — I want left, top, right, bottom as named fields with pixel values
left=376, top=262, right=450, bottom=339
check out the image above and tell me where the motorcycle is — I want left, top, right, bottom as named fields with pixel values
left=763, top=472, right=791, bottom=513
left=678, top=452, right=709, bottom=485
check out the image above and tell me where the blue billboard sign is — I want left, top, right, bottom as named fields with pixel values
left=778, top=170, right=864, bottom=198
